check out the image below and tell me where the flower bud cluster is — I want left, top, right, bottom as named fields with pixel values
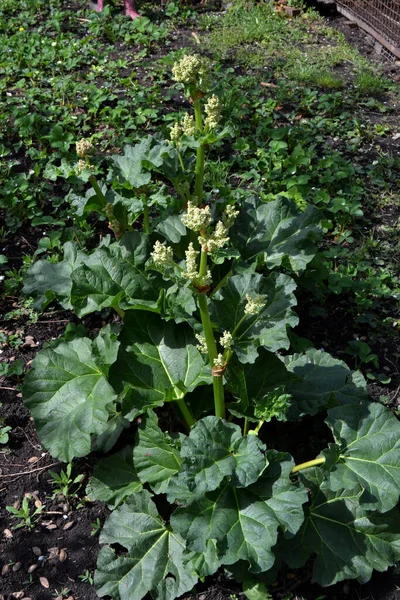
left=199, top=220, right=229, bottom=253
left=170, top=122, right=182, bottom=144
left=195, top=333, right=208, bottom=354
left=219, top=330, right=233, bottom=349
left=213, top=353, right=226, bottom=368
left=244, top=294, right=266, bottom=316
left=151, top=240, right=174, bottom=267
left=182, top=113, right=196, bottom=136
left=76, top=159, right=93, bottom=173
left=172, top=54, right=211, bottom=92
left=184, top=242, right=212, bottom=287
left=198, top=204, right=239, bottom=253
left=181, top=201, right=211, bottom=232
left=204, top=94, right=221, bottom=130
left=76, top=138, right=93, bottom=158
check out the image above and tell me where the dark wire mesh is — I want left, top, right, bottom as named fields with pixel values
left=337, top=0, right=400, bottom=56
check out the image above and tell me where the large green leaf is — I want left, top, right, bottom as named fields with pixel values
left=168, top=417, right=266, bottom=502
left=134, top=410, right=183, bottom=494
left=231, top=196, right=321, bottom=274
left=112, top=139, right=153, bottom=189
left=110, top=312, right=211, bottom=408
left=283, top=468, right=400, bottom=586
left=324, top=401, right=400, bottom=513
left=282, top=349, right=367, bottom=418
left=70, top=232, right=163, bottom=316
left=87, top=446, right=142, bottom=509
left=226, top=350, right=293, bottom=420
left=23, top=242, right=84, bottom=310
left=171, top=451, right=307, bottom=572
left=95, top=490, right=198, bottom=600
left=112, top=137, right=175, bottom=190
left=210, top=271, right=298, bottom=363
left=23, top=337, right=118, bottom=462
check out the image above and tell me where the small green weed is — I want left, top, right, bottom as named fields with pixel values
left=6, top=497, right=44, bottom=531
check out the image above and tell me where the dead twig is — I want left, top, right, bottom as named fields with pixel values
left=0, top=461, right=60, bottom=478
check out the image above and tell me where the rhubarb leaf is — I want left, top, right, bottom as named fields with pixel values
left=134, top=410, right=183, bottom=494
left=23, top=242, right=84, bottom=310
left=70, top=232, right=163, bottom=316
left=171, top=451, right=307, bottom=572
left=283, top=349, right=367, bottom=418
left=23, top=337, right=118, bottom=462
left=168, top=417, right=266, bottom=501
left=110, top=312, right=211, bottom=406
left=87, top=446, right=142, bottom=508
left=226, top=350, right=292, bottom=420
left=210, top=271, right=298, bottom=363
left=95, top=490, right=198, bottom=600
left=324, top=401, right=400, bottom=513
left=231, top=196, right=321, bottom=274
left=283, top=468, right=400, bottom=586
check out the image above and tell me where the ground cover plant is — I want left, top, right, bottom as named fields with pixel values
left=1, top=0, right=400, bottom=599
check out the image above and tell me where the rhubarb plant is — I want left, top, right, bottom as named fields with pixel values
left=23, top=55, right=400, bottom=600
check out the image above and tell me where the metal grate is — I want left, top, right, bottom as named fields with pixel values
left=336, top=0, right=400, bottom=58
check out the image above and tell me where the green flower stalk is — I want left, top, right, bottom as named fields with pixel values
left=172, top=54, right=212, bottom=205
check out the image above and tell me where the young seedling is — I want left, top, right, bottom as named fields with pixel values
left=6, top=496, right=44, bottom=531
left=48, top=463, right=85, bottom=503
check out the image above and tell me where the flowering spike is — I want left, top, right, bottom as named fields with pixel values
left=182, top=202, right=211, bottom=232
left=244, top=294, right=266, bottom=316
left=151, top=240, right=174, bottom=267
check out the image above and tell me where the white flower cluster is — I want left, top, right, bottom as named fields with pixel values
left=213, top=353, right=226, bottom=368
left=151, top=240, right=174, bottom=267
left=169, top=122, right=182, bottom=144
left=195, top=333, right=208, bottom=354
left=199, top=220, right=229, bottom=253
left=223, top=204, right=240, bottom=228
left=244, top=294, right=266, bottom=316
left=219, top=330, right=233, bottom=349
left=198, top=204, right=239, bottom=253
left=169, top=113, right=196, bottom=144
left=204, top=94, right=221, bottom=130
left=172, top=54, right=211, bottom=91
left=184, top=242, right=212, bottom=286
left=182, top=113, right=196, bottom=136
left=76, top=138, right=93, bottom=158
left=181, top=201, right=211, bottom=232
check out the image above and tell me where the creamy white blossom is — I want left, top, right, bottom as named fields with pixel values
left=213, top=353, right=226, bottom=368
left=184, top=242, right=199, bottom=280
left=182, top=201, right=211, bottom=232
left=244, top=294, right=266, bottom=316
left=220, top=330, right=233, bottom=349
left=151, top=240, right=174, bottom=266
left=199, top=221, right=229, bottom=253
left=195, top=333, right=208, bottom=354
left=76, top=138, right=93, bottom=158
left=172, top=54, right=211, bottom=91
left=170, top=122, right=182, bottom=144
left=204, top=94, right=221, bottom=129
left=222, top=204, right=240, bottom=228
left=182, top=113, right=196, bottom=136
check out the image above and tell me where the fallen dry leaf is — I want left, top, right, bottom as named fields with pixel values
left=39, top=576, right=49, bottom=589
left=59, top=549, right=67, bottom=562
